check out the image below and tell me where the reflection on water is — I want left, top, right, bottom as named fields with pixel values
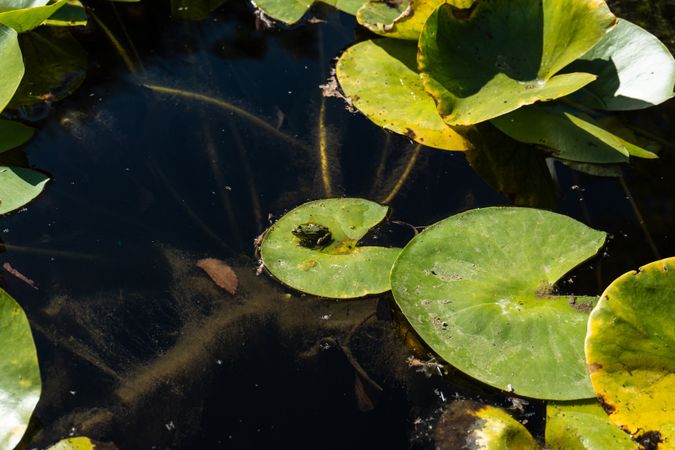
left=0, top=0, right=673, bottom=448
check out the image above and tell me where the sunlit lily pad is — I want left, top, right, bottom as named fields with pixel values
left=391, top=207, right=606, bottom=399
left=0, top=166, right=50, bottom=215
left=252, top=0, right=366, bottom=25
left=0, top=0, right=68, bottom=33
left=418, top=0, right=616, bottom=125
left=564, top=19, right=675, bottom=111
left=585, top=257, right=675, bottom=449
left=47, top=437, right=98, bottom=450
left=336, top=39, right=470, bottom=151
left=259, top=198, right=401, bottom=298
left=546, top=401, right=637, bottom=449
left=491, top=104, right=657, bottom=164
left=434, top=400, right=538, bottom=449
left=0, top=120, right=34, bottom=153
left=0, top=24, right=24, bottom=111
left=0, top=288, right=41, bottom=450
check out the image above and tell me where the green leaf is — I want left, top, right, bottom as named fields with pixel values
left=46, top=437, right=97, bottom=450
left=44, top=0, right=87, bottom=27
left=491, top=104, right=657, bottom=164
left=0, top=288, right=41, bottom=450
left=585, top=257, right=675, bottom=448
left=0, top=0, right=68, bottom=33
left=563, top=19, right=675, bottom=111
left=0, top=24, right=24, bottom=111
left=336, top=39, right=470, bottom=151
left=0, top=166, right=49, bottom=215
left=418, top=0, right=616, bottom=125
left=546, top=401, right=637, bottom=450
left=0, top=120, right=34, bottom=153
left=391, top=207, right=606, bottom=399
left=170, top=0, right=227, bottom=20
left=253, top=0, right=367, bottom=25
left=434, top=400, right=538, bottom=449
left=259, top=198, right=401, bottom=298
left=8, top=27, right=86, bottom=108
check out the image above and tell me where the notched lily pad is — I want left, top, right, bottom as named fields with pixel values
left=259, top=198, right=401, bottom=298
left=0, top=288, right=41, bottom=450
left=585, top=257, right=675, bottom=449
left=0, top=166, right=50, bottom=215
left=419, top=0, right=616, bottom=125
left=546, top=401, right=637, bottom=450
left=0, top=119, right=34, bottom=153
left=336, top=38, right=470, bottom=151
left=0, top=0, right=68, bottom=33
left=252, top=0, right=367, bottom=25
left=391, top=207, right=606, bottom=399
left=434, top=400, right=538, bottom=449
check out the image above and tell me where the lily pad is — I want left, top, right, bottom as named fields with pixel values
left=0, top=24, right=24, bottom=111
left=546, top=401, right=637, bottom=450
left=0, top=166, right=50, bottom=215
left=434, top=400, right=538, bottom=449
left=0, top=0, right=68, bottom=33
left=418, top=0, right=616, bottom=125
left=563, top=19, right=675, bottom=111
left=336, top=39, right=470, bottom=151
left=391, top=207, right=606, bottom=399
left=252, top=0, right=366, bottom=25
left=0, top=119, right=34, bottom=153
left=585, top=257, right=675, bottom=449
left=47, top=437, right=97, bottom=450
left=491, top=104, right=657, bottom=164
left=44, top=0, right=87, bottom=27
left=259, top=198, right=401, bottom=298
left=0, top=288, right=41, bottom=450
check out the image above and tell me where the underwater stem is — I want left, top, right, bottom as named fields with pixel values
left=89, top=10, right=138, bottom=75
left=620, top=176, right=661, bottom=259
left=381, top=144, right=422, bottom=204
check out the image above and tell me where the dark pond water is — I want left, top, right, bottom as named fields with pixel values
left=1, top=0, right=673, bottom=449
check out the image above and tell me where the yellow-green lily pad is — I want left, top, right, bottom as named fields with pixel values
left=0, top=167, right=50, bottom=215
left=0, top=288, right=41, bottom=450
left=47, top=437, right=98, bottom=450
left=336, top=38, right=470, bottom=151
left=0, top=0, right=68, bottom=33
left=252, top=0, right=367, bottom=25
left=418, top=0, right=616, bottom=125
left=585, top=257, right=675, bottom=449
left=0, top=24, right=24, bottom=111
left=391, top=207, right=606, bottom=399
left=0, top=119, right=34, bottom=153
left=546, top=401, right=637, bottom=450
left=434, top=400, right=538, bottom=449
left=259, top=198, right=401, bottom=298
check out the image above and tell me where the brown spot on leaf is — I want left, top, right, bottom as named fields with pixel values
left=196, top=258, right=238, bottom=295
left=597, top=395, right=616, bottom=414
left=636, top=431, right=662, bottom=450
left=588, top=362, right=602, bottom=373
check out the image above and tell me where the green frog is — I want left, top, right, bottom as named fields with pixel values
left=292, top=222, right=333, bottom=249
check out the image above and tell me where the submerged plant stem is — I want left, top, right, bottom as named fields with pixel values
left=620, top=176, right=660, bottom=259
left=143, top=84, right=311, bottom=152
left=89, top=11, right=139, bottom=75
left=371, top=133, right=392, bottom=195
left=381, top=144, right=422, bottom=204
left=318, top=99, right=333, bottom=196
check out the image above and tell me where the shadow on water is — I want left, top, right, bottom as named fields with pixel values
left=0, top=0, right=673, bottom=448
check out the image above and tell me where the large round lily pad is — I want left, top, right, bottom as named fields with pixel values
left=546, top=401, right=637, bottom=450
left=259, top=198, right=401, bottom=298
left=0, top=166, right=50, bottom=215
left=434, top=400, right=538, bottom=449
left=0, top=288, right=41, bottom=450
left=391, top=207, right=606, bottom=399
left=336, top=39, right=470, bottom=151
left=418, top=0, right=616, bottom=125
left=585, top=257, right=675, bottom=449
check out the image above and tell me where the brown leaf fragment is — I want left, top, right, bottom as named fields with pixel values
left=2, top=262, right=38, bottom=290
left=196, top=258, right=238, bottom=295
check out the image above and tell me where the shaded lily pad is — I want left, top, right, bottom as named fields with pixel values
left=47, top=437, right=97, bottom=450
left=0, top=166, right=50, bottom=215
left=0, top=119, right=34, bottom=153
left=585, top=257, right=675, bottom=448
left=259, top=198, right=401, bottom=298
left=391, top=207, right=606, bottom=399
left=336, top=39, right=470, bottom=151
left=0, top=24, right=24, bottom=111
left=546, top=401, right=637, bottom=450
left=564, top=19, right=675, bottom=111
left=44, top=0, right=87, bottom=27
left=252, top=0, right=367, bottom=25
left=434, top=400, right=537, bottom=449
left=491, top=104, right=657, bottom=164
left=0, top=0, right=68, bottom=33
left=0, top=288, right=41, bottom=450
left=418, top=0, right=616, bottom=125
